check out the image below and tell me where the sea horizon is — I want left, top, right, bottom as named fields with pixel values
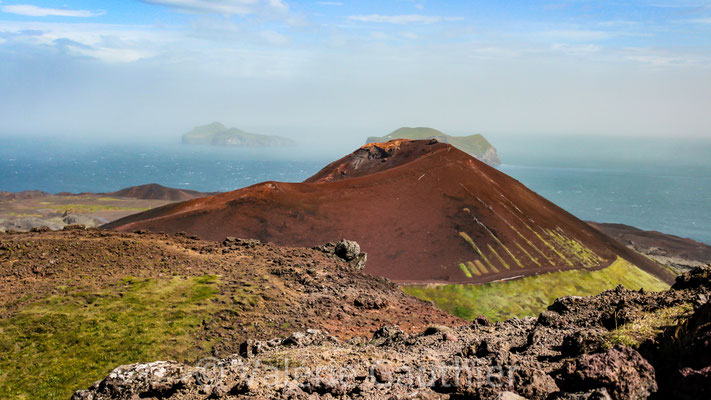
left=1, top=134, right=710, bottom=245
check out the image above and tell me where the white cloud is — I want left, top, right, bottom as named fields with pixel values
left=1, top=4, right=105, bottom=17
left=539, top=29, right=612, bottom=41
left=0, top=21, right=162, bottom=63
left=260, top=29, right=289, bottom=45
left=348, top=14, right=462, bottom=24
left=626, top=54, right=682, bottom=66
left=267, top=0, right=288, bottom=13
left=71, top=46, right=153, bottom=63
left=551, top=43, right=602, bottom=56
left=140, top=0, right=288, bottom=16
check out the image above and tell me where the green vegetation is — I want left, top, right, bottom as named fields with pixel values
left=5, top=212, right=43, bottom=217
left=546, top=229, right=602, bottom=268
left=182, top=122, right=296, bottom=147
left=44, top=204, right=148, bottom=213
left=0, top=275, right=221, bottom=399
left=366, top=127, right=499, bottom=163
left=457, top=225, right=606, bottom=275
left=606, top=304, right=693, bottom=348
left=459, top=263, right=473, bottom=278
left=402, top=257, right=670, bottom=322
left=459, top=232, right=497, bottom=272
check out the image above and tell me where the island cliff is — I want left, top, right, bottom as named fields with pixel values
left=182, top=122, right=296, bottom=147
left=366, top=127, right=501, bottom=165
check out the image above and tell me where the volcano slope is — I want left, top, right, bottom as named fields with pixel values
left=105, top=139, right=673, bottom=285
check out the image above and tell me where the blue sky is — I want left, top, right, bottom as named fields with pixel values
left=1, top=1, right=710, bottom=142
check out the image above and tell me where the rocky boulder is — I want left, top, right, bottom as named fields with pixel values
left=555, top=346, right=657, bottom=400
left=71, top=361, right=195, bottom=400
left=316, top=239, right=368, bottom=270
left=673, top=265, right=711, bottom=291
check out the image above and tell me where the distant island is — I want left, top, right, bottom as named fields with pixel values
left=182, top=122, right=296, bottom=147
left=366, top=127, right=501, bottom=166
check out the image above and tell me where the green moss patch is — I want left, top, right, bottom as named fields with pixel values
left=606, top=304, right=693, bottom=348
left=402, top=257, right=670, bottom=322
left=0, top=275, right=221, bottom=399
left=43, top=204, right=148, bottom=213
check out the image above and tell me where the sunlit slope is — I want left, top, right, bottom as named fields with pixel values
left=106, top=139, right=673, bottom=285
left=403, top=257, right=670, bottom=321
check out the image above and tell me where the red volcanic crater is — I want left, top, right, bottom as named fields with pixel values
left=105, top=139, right=672, bottom=284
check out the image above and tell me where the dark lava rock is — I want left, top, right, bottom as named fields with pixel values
left=222, top=237, right=261, bottom=248
left=335, top=239, right=360, bottom=261
left=556, top=346, right=657, bottom=400
left=658, top=300, right=711, bottom=399
left=472, top=315, right=491, bottom=327
left=71, top=361, right=194, bottom=400
left=560, top=329, right=606, bottom=356
left=316, top=239, right=368, bottom=271
left=281, top=329, right=336, bottom=347
left=673, top=265, right=711, bottom=291
left=675, top=366, right=711, bottom=400
left=372, top=324, right=404, bottom=340
left=371, top=363, right=393, bottom=383
left=353, top=293, right=388, bottom=309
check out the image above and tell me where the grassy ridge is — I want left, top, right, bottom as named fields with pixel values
left=403, top=257, right=670, bottom=322
left=0, top=275, right=220, bottom=399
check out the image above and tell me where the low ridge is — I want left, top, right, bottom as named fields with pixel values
left=589, top=221, right=711, bottom=273
left=109, top=183, right=214, bottom=202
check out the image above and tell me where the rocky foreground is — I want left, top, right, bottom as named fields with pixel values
left=74, top=267, right=711, bottom=400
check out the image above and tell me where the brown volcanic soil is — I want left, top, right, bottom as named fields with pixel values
left=109, top=183, right=214, bottom=201
left=0, top=228, right=462, bottom=350
left=589, top=222, right=711, bottom=273
left=105, top=139, right=673, bottom=285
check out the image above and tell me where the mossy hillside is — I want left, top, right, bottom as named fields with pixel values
left=0, top=275, right=221, bottom=400
left=402, top=258, right=670, bottom=322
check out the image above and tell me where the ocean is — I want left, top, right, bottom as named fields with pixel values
left=1, top=135, right=710, bottom=244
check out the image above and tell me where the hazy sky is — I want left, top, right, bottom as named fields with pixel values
left=1, top=0, right=710, bottom=143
